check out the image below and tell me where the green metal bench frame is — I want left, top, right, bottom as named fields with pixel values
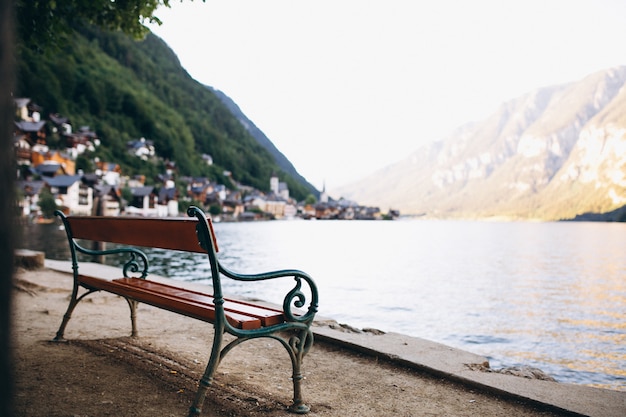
left=53, top=206, right=319, bottom=416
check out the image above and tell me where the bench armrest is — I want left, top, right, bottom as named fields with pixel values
left=219, top=264, right=319, bottom=324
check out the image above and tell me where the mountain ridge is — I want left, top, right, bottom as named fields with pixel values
left=333, top=66, right=626, bottom=221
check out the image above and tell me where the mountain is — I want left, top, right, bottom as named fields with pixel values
left=333, top=67, right=626, bottom=221
left=14, top=25, right=317, bottom=200
left=210, top=88, right=318, bottom=197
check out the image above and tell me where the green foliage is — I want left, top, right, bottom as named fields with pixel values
left=14, top=0, right=184, bottom=50
left=75, top=155, right=94, bottom=173
left=15, top=24, right=313, bottom=200
left=208, top=204, right=222, bottom=216
left=121, top=187, right=133, bottom=204
left=305, top=194, right=317, bottom=205
left=38, top=187, right=57, bottom=218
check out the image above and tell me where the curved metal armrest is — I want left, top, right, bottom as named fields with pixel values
left=219, top=264, right=319, bottom=324
left=185, top=205, right=318, bottom=325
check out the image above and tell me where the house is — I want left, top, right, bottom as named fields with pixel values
left=270, top=175, right=290, bottom=200
left=243, top=192, right=267, bottom=212
left=14, top=120, right=47, bottom=145
left=157, top=184, right=179, bottom=217
left=93, top=185, right=122, bottom=216
left=202, top=154, right=213, bottom=165
left=187, top=177, right=213, bottom=203
left=126, top=186, right=157, bottom=216
left=95, top=161, right=122, bottom=186
left=33, top=161, right=67, bottom=178
left=44, top=175, right=93, bottom=215
left=263, top=199, right=285, bottom=219
left=283, top=203, right=297, bottom=218
left=314, top=202, right=340, bottom=220
left=13, top=134, right=33, bottom=165
left=16, top=180, right=45, bottom=216
left=14, top=98, right=43, bottom=123
left=49, top=113, right=70, bottom=133
left=127, top=137, right=155, bottom=160
left=214, top=184, right=227, bottom=201
left=64, top=126, right=99, bottom=157
left=300, top=204, right=316, bottom=219
left=222, top=198, right=245, bottom=220
left=14, top=98, right=31, bottom=121
left=32, top=151, right=75, bottom=175
left=355, top=206, right=382, bottom=220
left=164, top=160, right=177, bottom=176
left=263, top=198, right=298, bottom=219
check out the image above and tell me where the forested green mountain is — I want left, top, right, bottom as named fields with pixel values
left=15, top=25, right=316, bottom=200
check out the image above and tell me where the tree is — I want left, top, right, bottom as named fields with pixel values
left=15, top=1, right=205, bottom=49
left=38, top=187, right=57, bottom=218
left=121, top=187, right=134, bottom=206
left=208, top=204, right=222, bottom=216
left=75, top=154, right=94, bottom=173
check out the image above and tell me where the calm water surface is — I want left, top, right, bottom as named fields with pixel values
left=21, top=219, right=626, bottom=392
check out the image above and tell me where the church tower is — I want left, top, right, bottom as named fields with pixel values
left=270, top=174, right=279, bottom=195
left=320, top=181, right=328, bottom=203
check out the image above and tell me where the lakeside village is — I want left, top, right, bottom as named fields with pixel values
left=13, top=99, right=400, bottom=222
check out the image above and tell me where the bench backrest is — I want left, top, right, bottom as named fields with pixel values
left=63, top=215, right=219, bottom=253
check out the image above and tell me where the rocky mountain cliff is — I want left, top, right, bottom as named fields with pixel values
left=334, top=67, right=626, bottom=221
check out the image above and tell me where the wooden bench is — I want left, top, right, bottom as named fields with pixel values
left=53, top=206, right=319, bottom=416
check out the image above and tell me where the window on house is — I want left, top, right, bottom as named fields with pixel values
left=78, top=186, right=89, bottom=205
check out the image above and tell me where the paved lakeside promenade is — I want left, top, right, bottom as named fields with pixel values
left=11, top=257, right=626, bottom=417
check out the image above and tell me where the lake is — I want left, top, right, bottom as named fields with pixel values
left=19, top=218, right=626, bottom=392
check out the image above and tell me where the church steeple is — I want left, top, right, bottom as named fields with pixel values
left=320, top=180, right=328, bottom=203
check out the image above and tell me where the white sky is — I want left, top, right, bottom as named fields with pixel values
left=148, top=0, right=626, bottom=191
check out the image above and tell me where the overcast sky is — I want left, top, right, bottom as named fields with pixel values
left=148, top=0, right=626, bottom=191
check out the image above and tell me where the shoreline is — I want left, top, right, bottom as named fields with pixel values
left=12, top=258, right=626, bottom=417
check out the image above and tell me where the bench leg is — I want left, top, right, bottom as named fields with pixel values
left=52, top=287, right=96, bottom=342
left=125, top=299, right=139, bottom=337
left=52, top=294, right=80, bottom=342
left=188, top=327, right=313, bottom=416
left=287, top=329, right=313, bottom=414
left=188, top=327, right=224, bottom=417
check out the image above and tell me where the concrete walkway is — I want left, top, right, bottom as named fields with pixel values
left=44, top=259, right=626, bottom=417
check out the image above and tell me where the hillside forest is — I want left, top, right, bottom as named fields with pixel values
left=15, top=24, right=316, bottom=201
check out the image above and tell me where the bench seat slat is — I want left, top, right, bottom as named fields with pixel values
left=114, top=278, right=285, bottom=326
left=78, top=275, right=284, bottom=330
left=79, top=275, right=258, bottom=329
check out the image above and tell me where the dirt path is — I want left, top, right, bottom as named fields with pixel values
left=12, top=268, right=569, bottom=416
